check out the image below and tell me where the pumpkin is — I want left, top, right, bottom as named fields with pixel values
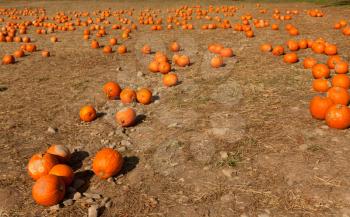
left=115, top=107, right=136, bottom=127
left=27, top=153, right=58, bottom=180
left=324, top=44, right=337, bottom=55
left=311, top=42, right=325, bottom=54
left=272, top=45, right=284, bottom=56
left=163, top=73, right=178, bottom=87
left=220, top=48, right=234, bottom=57
left=32, top=175, right=65, bottom=206
left=169, top=42, right=180, bottom=52
left=245, top=30, right=254, bottom=38
left=298, top=39, right=308, bottom=49
left=49, top=164, right=74, bottom=186
left=309, top=96, right=334, bottom=120
left=325, top=104, right=350, bottom=129
left=159, top=61, right=171, bottom=74
left=211, top=55, right=224, bottom=68
left=332, top=74, right=350, bottom=89
left=91, top=40, right=99, bottom=49
left=103, top=45, right=112, bottom=54
left=92, top=148, right=124, bottom=179
left=42, top=51, right=50, bottom=57
left=260, top=43, right=272, bottom=52
left=312, top=64, right=330, bottom=79
left=283, top=52, right=298, bottom=64
left=117, top=45, right=127, bottom=54
left=47, top=144, right=71, bottom=163
left=136, top=88, right=152, bottom=105
left=50, top=36, right=58, bottom=43
left=148, top=61, right=159, bottom=73
left=109, top=38, right=117, bottom=46
left=335, top=61, right=349, bottom=74
left=287, top=40, right=299, bottom=51
left=312, top=79, right=330, bottom=92
left=103, top=81, right=121, bottom=100
left=120, top=87, right=136, bottom=104
left=154, top=52, right=168, bottom=63
left=327, top=87, right=350, bottom=105
left=79, top=105, right=97, bottom=122
left=327, top=55, right=342, bottom=69
left=303, top=57, right=317, bottom=69
left=208, top=43, right=223, bottom=54
left=13, top=50, right=24, bottom=58
left=141, top=44, right=151, bottom=54
left=271, top=24, right=279, bottom=30
left=2, top=55, right=15, bottom=64
left=176, top=55, right=190, bottom=67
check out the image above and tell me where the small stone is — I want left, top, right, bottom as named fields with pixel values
left=122, top=185, right=130, bottom=191
left=73, top=179, right=85, bottom=190
left=320, top=125, right=329, bottom=129
left=0, top=85, right=8, bottom=92
left=67, top=186, right=76, bottom=193
left=219, top=151, right=228, bottom=159
left=167, top=123, right=178, bottom=128
left=85, top=198, right=94, bottom=203
left=108, top=131, right=114, bottom=137
left=101, top=139, right=110, bottom=145
left=108, top=143, right=117, bottom=149
left=116, top=67, right=122, bottom=71
left=105, top=201, right=112, bottom=208
left=154, top=100, right=160, bottom=104
left=177, top=195, right=189, bottom=203
left=73, top=192, right=82, bottom=200
left=148, top=197, right=158, bottom=208
left=117, top=180, right=123, bottom=185
left=83, top=193, right=101, bottom=199
left=88, top=205, right=99, bottom=217
left=101, top=197, right=110, bottom=206
left=137, top=71, right=144, bottom=77
left=220, top=194, right=234, bottom=202
left=107, top=177, right=114, bottom=183
left=299, top=144, right=308, bottom=151
left=222, top=168, right=234, bottom=178
left=84, top=165, right=92, bottom=170
left=50, top=204, right=61, bottom=210
left=121, top=140, right=132, bottom=147
left=117, top=146, right=126, bottom=153
left=47, top=127, right=57, bottom=134
left=63, top=199, right=74, bottom=206
left=179, top=178, right=185, bottom=182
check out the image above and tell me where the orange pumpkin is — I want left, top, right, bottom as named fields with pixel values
left=327, top=55, right=342, bottom=69
left=49, top=164, right=74, bottom=186
left=283, top=53, right=298, bottom=64
left=91, top=40, right=99, bottom=49
left=332, top=74, right=350, bottom=89
left=141, top=44, right=151, bottom=54
left=117, top=45, right=127, bottom=54
left=47, top=144, right=71, bottom=163
left=159, top=61, right=171, bottom=74
left=32, top=175, right=65, bottom=206
left=324, top=44, right=337, bottom=56
left=298, top=39, right=308, bottom=49
left=272, top=45, right=284, bottom=56
left=92, top=148, right=124, bottom=179
left=79, top=105, right=97, bottom=122
left=312, top=64, right=330, bottom=79
left=136, top=88, right=152, bottom=105
left=27, top=153, right=58, bottom=180
left=260, top=43, right=272, bottom=52
left=325, top=104, right=350, bottom=129
left=163, top=73, right=178, bottom=87
left=176, top=55, right=190, bottom=67
left=169, top=42, right=180, bottom=52
left=211, top=55, right=224, bottom=68
left=311, top=42, right=325, bottom=54
left=2, top=55, right=15, bottom=64
left=312, top=79, right=330, bottom=92
left=103, top=45, right=113, bottom=54
left=335, top=61, right=349, bottom=74
left=13, top=50, right=24, bottom=58
left=120, top=87, right=136, bottom=104
left=287, top=40, right=299, bottom=51
left=148, top=61, right=160, bottom=73
left=103, top=81, right=121, bottom=100
left=327, top=87, right=350, bottom=105
left=220, top=48, right=234, bottom=57
left=109, top=38, right=117, bottom=46
left=42, top=50, right=50, bottom=57
left=309, top=96, right=334, bottom=120
left=303, top=57, right=317, bottom=69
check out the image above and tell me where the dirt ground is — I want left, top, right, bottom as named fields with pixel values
left=1, top=0, right=350, bottom=216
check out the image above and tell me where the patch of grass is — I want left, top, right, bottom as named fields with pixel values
left=307, top=144, right=323, bottom=152
left=217, top=151, right=243, bottom=167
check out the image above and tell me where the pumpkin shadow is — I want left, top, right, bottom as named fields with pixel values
left=152, top=95, right=160, bottom=102
left=120, top=156, right=139, bottom=175
left=73, top=170, right=94, bottom=193
left=70, top=150, right=89, bottom=171
left=135, top=114, right=146, bottom=125
left=97, top=112, right=107, bottom=118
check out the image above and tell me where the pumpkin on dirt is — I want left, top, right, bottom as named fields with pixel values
left=109, top=38, right=117, bottom=46
left=91, top=40, right=99, bottom=49
left=303, top=57, right=317, bottom=69
left=327, top=86, right=350, bottom=105
left=312, top=64, right=330, bottom=79
left=260, top=43, right=272, bottom=52
left=49, top=164, right=74, bottom=186
left=117, top=45, right=127, bottom=54
left=210, top=55, right=224, bottom=68
left=283, top=52, right=298, bottom=63
left=92, top=148, right=124, bottom=179
left=169, top=42, right=180, bottom=52
left=163, top=73, right=178, bottom=87
left=47, top=144, right=71, bottom=163
left=312, top=78, right=330, bottom=92
left=120, top=87, right=136, bottom=104
left=272, top=45, right=284, bottom=56
left=220, top=48, right=234, bottom=57
left=27, top=153, right=58, bottom=180
left=287, top=40, right=299, bottom=51
left=148, top=60, right=160, bottom=73
left=42, top=50, right=50, bottom=57
left=142, top=44, right=151, bottom=54
left=325, top=104, right=350, bottom=129
left=311, top=42, right=325, bottom=54
left=79, top=105, right=97, bottom=122
left=327, top=55, right=342, bottom=69
left=136, top=88, right=153, bottom=105
left=13, top=50, right=24, bottom=58
left=309, top=96, right=334, bottom=120
left=32, top=174, right=66, bottom=206
left=103, top=45, right=113, bottom=54
left=324, top=44, right=337, bottom=55
left=115, top=107, right=137, bottom=127
left=2, top=55, right=15, bottom=64
left=332, top=74, right=350, bottom=89
left=103, top=81, right=122, bottom=100
left=335, top=61, right=349, bottom=74
left=159, top=61, right=171, bottom=74
left=176, top=55, right=190, bottom=67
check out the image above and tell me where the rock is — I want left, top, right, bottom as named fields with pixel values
left=108, top=131, right=115, bottom=137
left=107, top=177, right=114, bottom=183
left=47, top=127, right=57, bottom=134
left=137, top=71, right=144, bottom=77
left=177, top=195, right=189, bottom=204
left=220, top=194, right=234, bottom=202
left=167, top=123, right=178, bottom=128
left=0, top=85, right=7, bottom=92
left=72, top=179, right=85, bottom=190
left=108, top=143, right=117, bottom=149
left=73, top=192, right=82, bottom=200
left=85, top=198, right=94, bottom=203
left=83, top=193, right=101, bottom=199
left=116, top=180, right=123, bottom=185
left=63, top=199, right=74, bottom=206
left=101, top=197, right=110, bottom=206
left=116, top=67, right=122, bottom=71
left=219, top=151, right=228, bottom=159
left=154, top=100, right=160, bottom=104
left=121, top=140, right=132, bottom=147
left=320, top=125, right=329, bottom=129
left=88, top=205, right=99, bottom=217
left=50, top=204, right=61, bottom=210
left=105, top=201, right=112, bottom=208
left=148, top=197, right=158, bottom=208
left=298, top=144, right=308, bottom=151
left=101, top=139, right=110, bottom=145
left=222, top=168, right=234, bottom=178
left=117, top=146, right=126, bottom=153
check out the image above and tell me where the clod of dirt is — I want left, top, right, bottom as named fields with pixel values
left=73, top=192, right=82, bottom=201
left=63, top=199, right=74, bottom=206
left=47, top=127, right=57, bottom=134
left=0, top=85, right=7, bottom=92
left=222, top=168, right=234, bottom=178
left=83, top=193, right=101, bottom=199
left=88, top=205, right=99, bottom=217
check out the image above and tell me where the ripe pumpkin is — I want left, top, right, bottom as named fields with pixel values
left=169, top=42, right=180, bottom=52
left=27, top=153, right=58, bottom=180
left=332, top=74, right=350, bottom=89
left=136, top=88, right=152, bottom=105
left=91, top=40, right=99, bottom=49
left=32, top=175, right=65, bottom=206
left=50, top=36, right=58, bottom=43
left=49, top=164, right=74, bottom=186
left=325, top=104, right=350, bottom=129
left=220, top=48, right=234, bottom=57
left=298, top=39, right=308, bottom=49
left=2, top=55, right=15, bottom=64
left=109, top=38, right=117, bottom=46
left=272, top=45, right=284, bottom=56
left=211, top=55, right=224, bottom=68
left=154, top=52, right=168, bottom=63
left=309, top=96, right=334, bottom=120
left=176, top=55, right=190, bottom=67
left=324, top=44, right=337, bottom=56
left=13, top=50, right=24, bottom=58
left=260, top=43, right=272, bottom=52
left=311, top=42, right=325, bottom=54
left=312, top=64, right=330, bottom=79
left=163, top=73, right=178, bottom=87
left=92, top=148, right=124, bottom=179
left=245, top=30, right=254, bottom=38
left=120, top=87, right=136, bottom=104
left=335, top=61, right=349, bottom=74
left=208, top=43, right=223, bottom=54
left=42, top=51, right=50, bottom=57
left=148, top=60, right=159, bottom=73
left=103, top=81, right=121, bottom=100
left=303, top=57, right=317, bottom=69
left=159, top=61, right=171, bottom=74
left=117, top=45, right=127, bottom=54
left=115, top=107, right=136, bottom=127
left=141, top=44, right=151, bottom=54
left=79, top=105, right=97, bottom=122
left=327, top=87, right=350, bottom=105
left=327, top=55, right=342, bottom=69
left=103, top=45, right=113, bottom=54
left=312, top=79, right=330, bottom=92
left=47, top=144, right=71, bottom=163
left=283, top=53, right=298, bottom=64
left=287, top=40, right=299, bottom=51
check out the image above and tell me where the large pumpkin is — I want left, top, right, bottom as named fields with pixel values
left=28, top=153, right=58, bottom=180
left=92, top=148, right=124, bottom=179
left=32, top=174, right=66, bottom=206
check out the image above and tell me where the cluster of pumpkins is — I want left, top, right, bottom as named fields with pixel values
left=28, top=145, right=123, bottom=206
left=260, top=33, right=350, bottom=129
left=333, top=19, right=350, bottom=36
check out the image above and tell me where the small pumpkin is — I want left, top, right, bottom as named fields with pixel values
left=272, top=45, right=284, bottom=56
left=327, top=55, right=342, bottom=69
left=103, top=81, right=121, bottom=100
left=79, top=105, right=97, bottom=122
left=335, top=61, right=349, bottom=74
left=32, top=175, right=65, bottom=206
left=332, top=74, right=350, bottom=89
left=312, top=64, right=330, bottom=79
left=220, top=48, right=234, bottom=57
left=47, top=144, right=71, bottom=163
left=260, top=43, right=272, bottom=52
left=159, top=61, right=171, bottom=74
left=136, top=88, right=152, bottom=105
left=109, top=38, right=117, bottom=46
left=13, top=50, right=24, bottom=58
left=312, top=79, right=330, bottom=92
left=148, top=61, right=159, bottom=73
left=91, top=40, right=99, bottom=49
left=2, top=55, right=15, bottom=64
left=120, top=87, right=136, bottom=104
left=27, top=153, right=58, bottom=180
left=324, top=44, right=337, bottom=56
left=283, top=52, right=298, bottom=64
left=169, top=42, right=180, bottom=52
left=49, top=164, right=74, bottom=186
left=210, top=55, right=224, bottom=68
left=115, top=107, right=136, bottom=127
left=163, top=73, right=178, bottom=87
left=303, top=57, right=317, bottom=69
left=103, top=45, right=113, bottom=54
left=325, top=104, right=350, bottom=129
left=176, top=55, right=190, bottom=67
left=141, top=44, right=151, bottom=54
left=117, top=45, right=127, bottom=54
left=42, top=50, right=50, bottom=57
left=311, top=42, right=325, bottom=54
left=92, top=148, right=124, bottom=179
left=309, top=96, right=334, bottom=120
left=327, top=86, right=350, bottom=105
